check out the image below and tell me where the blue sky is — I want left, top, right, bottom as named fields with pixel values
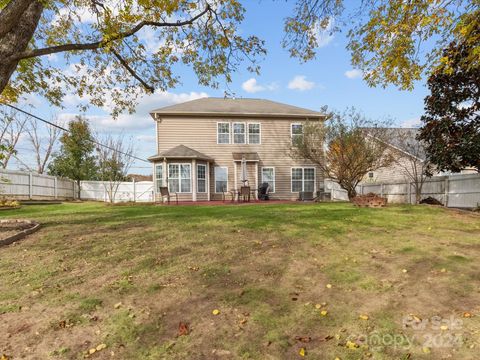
left=12, top=1, right=428, bottom=174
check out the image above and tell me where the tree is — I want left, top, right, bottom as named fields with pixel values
left=418, top=12, right=480, bottom=173
left=1, top=1, right=478, bottom=112
left=291, top=108, right=393, bottom=200
left=96, top=134, right=135, bottom=203
left=389, top=129, right=433, bottom=204
left=0, top=1, right=265, bottom=117
left=0, top=107, right=28, bottom=168
left=48, top=116, right=98, bottom=198
left=18, top=117, right=61, bottom=174
left=283, top=0, right=479, bottom=90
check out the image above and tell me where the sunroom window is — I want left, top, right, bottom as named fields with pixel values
left=168, top=164, right=191, bottom=193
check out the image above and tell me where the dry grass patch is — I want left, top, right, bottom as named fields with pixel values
left=0, top=202, right=479, bottom=359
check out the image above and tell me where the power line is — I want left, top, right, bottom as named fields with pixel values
left=1, top=103, right=150, bottom=163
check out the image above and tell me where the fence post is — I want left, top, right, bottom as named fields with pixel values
left=407, top=182, right=411, bottom=204
left=133, top=178, right=136, bottom=202
left=380, top=183, right=384, bottom=198
left=444, top=177, right=449, bottom=207
left=29, top=172, right=33, bottom=200
left=54, top=176, right=58, bottom=200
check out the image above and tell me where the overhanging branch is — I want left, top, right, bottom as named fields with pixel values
left=8, top=5, right=211, bottom=62
left=111, top=49, right=154, bottom=93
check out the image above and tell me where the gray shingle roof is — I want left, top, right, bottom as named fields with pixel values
left=151, top=97, right=325, bottom=119
left=148, top=144, right=214, bottom=162
left=365, top=127, right=426, bottom=160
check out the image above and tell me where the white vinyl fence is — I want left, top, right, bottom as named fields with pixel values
left=327, top=173, right=480, bottom=208
left=0, top=169, right=154, bottom=203
left=0, top=169, right=77, bottom=200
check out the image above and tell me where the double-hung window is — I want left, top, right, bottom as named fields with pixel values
left=168, top=164, right=191, bottom=193
left=217, top=122, right=230, bottom=144
left=248, top=123, right=261, bottom=144
left=261, top=167, right=275, bottom=193
left=155, top=164, right=163, bottom=192
left=291, top=167, right=315, bottom=192
left=215, top=166, right=228, bottom=193
left=197, top=164, right=206, bottom=193
left=233, top=123, right=246, bottom=144
left=291, top=123, right=303, bottom=145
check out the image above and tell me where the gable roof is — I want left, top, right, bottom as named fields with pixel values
left=150, top=97, right=325, bottom=119
left=148, top=144, right=214, bottom=162
left=365, top=127, right=426, bottom=161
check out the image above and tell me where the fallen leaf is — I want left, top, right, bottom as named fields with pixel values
left=299, top=347, right=306, bottom=357
left=422, top=347, right=431, bottom=354
left=294, top=336, right=312, bottom=343
left=402, top=269, right=408, bottom=273
left=463, top=312, right=473, bottom=318
left=346, top=340, right=359, bottom=349
left=315, top=304, right=322, bottom=309
left=1, top=355, right=10, bottom=360
left=334, top=358, right=341, bottom=360
left=359, top=314, right=369, bottom=320
left=440, top=268, right=446, bottom=273
left=96, top=343, right=107, bottom=351
left=320, top=310, right=328, bottom=316
left=326, top=284, right=332, bottom=289
left=177, top=322, right=189, bottom=336
left=114, top=302, right=122, bottom=309
left=212, top=309, right=220, bottom=315
left=88, top=348, right=96, bottom=355
left=440, top=325, right=448, bottom=331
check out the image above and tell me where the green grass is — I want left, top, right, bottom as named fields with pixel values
left=0, top=201, right=479, bottom=359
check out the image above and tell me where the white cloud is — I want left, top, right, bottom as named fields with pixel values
left=315, top=18, right=335, bottom=48
left=241, top=78, right=278, bottom=94
left=344, top=69, right=363, bottom=79
left=287, top=75, right=315, bottom=91
left=58, top=90, right=208, bottom=132
left=401, top=118, right=421, bottom=128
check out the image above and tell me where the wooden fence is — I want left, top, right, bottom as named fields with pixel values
left=0, top=169, right=154, bottom=203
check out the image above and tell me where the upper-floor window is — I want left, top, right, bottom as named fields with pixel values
left=217, top=122, right=230, bottom=144
left=248, top=123, right=261, bottom=144
left=291, top=123, right=303, bottom=145
left=233, top=123, right=246, bottom=144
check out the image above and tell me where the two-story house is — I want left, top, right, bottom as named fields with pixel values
left=148, top=97, right=325, bottom=201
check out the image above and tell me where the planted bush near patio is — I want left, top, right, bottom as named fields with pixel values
left=1, top=202, right=479, bottom=359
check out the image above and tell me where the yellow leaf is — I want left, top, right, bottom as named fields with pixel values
left=346, top=340, right=358, bottom=349
left=114, top=302, right=122, bottom=309
left=463, top=312, right=473, bottom=318
left=334, top=358, right=341, bottom=360
left=96, top=343, right=107, bottom=351
left=299, top=347, right=306, bottom=357
left=440, top=268, right=446, bottom=273
left=440, top=325, right=448, bottom=331
left=359, top=314, right=369, bottom=320
left=402, top=269, right=408, bottom=273
left=212, top=309, right=220, bottom=315
left=320, top=310, right=328, bottom=316
left=1, top=355, right=10, bottom=360
left=422, top=346, right=431, bottom=354
left=89, top=348, right=96, bottom=355
left=315, top=304, right=322, bottom=309
left=326, top=284, right=332, bottom=289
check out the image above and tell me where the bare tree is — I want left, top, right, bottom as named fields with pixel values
left=389, top=129, right=433, bottom=204
left=0, top=107, right=28, bottom=168
left=96, top=134, right=135, bottom=203
left=291, top=107, right=394, bottom=200
left=18, top=117, right=61, bottom=174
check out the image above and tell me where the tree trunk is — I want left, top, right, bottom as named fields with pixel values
left=347, top=188, right=357, bottom=200
left=0, top=1, right=44, bottom=95
left=77, top=179, right=81, bottom=200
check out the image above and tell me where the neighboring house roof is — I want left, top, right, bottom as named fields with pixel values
left=127, top=174, right=153, bottom=182
left=148, top=144, right=214, bottom=162
left=150, top=97, right=325, bottom=119
left=365, top=127, right=426, bottom=161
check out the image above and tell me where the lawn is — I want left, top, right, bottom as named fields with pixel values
left=1, top=202, right=479, bottom=359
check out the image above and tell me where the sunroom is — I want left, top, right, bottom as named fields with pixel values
left=148, top=145, right=214, bottom=202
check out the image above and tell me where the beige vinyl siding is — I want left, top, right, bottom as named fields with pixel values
left=155, top=116, right=323, bottom=200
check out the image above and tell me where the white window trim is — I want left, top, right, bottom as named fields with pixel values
left=168, top=163, right=192, bottom=193
left=247, top=122, right=261, bottom=145
left=291, top=123, right=303, bottom=144
left=214, top=166, right=229, bottom=193
left=155, top=163, right=163, bottom=192
left=217, top=122, right=231, bottom=144
left=197, top=164, right=207, bottom=193
left=290, top=166, right=316, bottom=193
left=261, top=167, right=275, bottom=193
left=232, top=122, right=247, bottom=144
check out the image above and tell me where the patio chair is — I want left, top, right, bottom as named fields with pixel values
left=258, top=182, right=271, bottom=200
left=221, top=186, right=235, bottom=203
left=159, top=186, right=178, bottom=205
left=239, top=186, right=251, bottom=202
